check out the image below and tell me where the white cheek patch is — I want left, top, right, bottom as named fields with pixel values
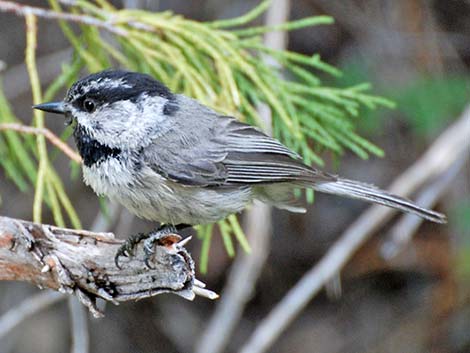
left=67, top=86, right=174, bottom=150
left=77, top=95, right=169, bottom=149
left=114, top=100, right=142, bottom=129
left=72, top=109, right=94, bottom=133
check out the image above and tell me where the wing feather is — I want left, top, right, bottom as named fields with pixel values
left=143, top=101, right=332, bottom=186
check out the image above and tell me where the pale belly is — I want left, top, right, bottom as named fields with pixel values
left=82, top=158, right=253, bottom=225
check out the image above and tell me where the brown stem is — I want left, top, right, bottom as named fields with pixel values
left=0, top=1, right=157, bottom=36
left=0, top=215, right=216, bottom=317
left=0, top=1, right=128, bottom=36
left=0, top=123, right=82, bottom=163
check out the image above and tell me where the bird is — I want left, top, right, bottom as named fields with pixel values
left=33, top=69, right=447, bottom=267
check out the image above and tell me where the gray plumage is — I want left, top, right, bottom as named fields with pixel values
left=33, top=70, right=447, bottom=227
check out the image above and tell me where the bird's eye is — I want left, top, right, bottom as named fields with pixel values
left=83, top=98, right=96, bottom=113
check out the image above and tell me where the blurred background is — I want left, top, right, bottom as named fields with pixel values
left=0, top=1, right=469, bottom=353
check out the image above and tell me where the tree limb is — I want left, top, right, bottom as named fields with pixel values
left=0, top=215, right=217, bottom=318
left=0, top=291, right=65, bottom=340
left=69, top=296, right=89, bottom=353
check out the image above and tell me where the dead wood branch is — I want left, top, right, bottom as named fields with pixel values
left=0, top=215, right=217, bottom=318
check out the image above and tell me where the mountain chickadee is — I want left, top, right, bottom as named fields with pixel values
left=33, top=70, right=447, bottom=267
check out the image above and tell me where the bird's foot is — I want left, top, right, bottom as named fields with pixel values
left=114, top=232, right=149, bottom=269
left=142, top=225, right=181, bottom=268
left=114, top=224, right=190, bottom=269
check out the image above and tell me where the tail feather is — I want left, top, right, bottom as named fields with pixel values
left=313, top=178, right=447, bottom=224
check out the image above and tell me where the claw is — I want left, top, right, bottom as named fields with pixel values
left=144, top=240, right=155, bottom=255
left=143, top=241, right=156, bottom=269
left=114, top=232, right=149, bottom=269
left=114, top=249, right=126, bottom=270
left=144, top=257, right=154, bottom=269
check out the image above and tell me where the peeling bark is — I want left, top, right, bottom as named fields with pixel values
left=0, top=216, right=216, bottom=317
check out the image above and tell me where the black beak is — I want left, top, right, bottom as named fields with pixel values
left=32, top=101, right=65, bottom=115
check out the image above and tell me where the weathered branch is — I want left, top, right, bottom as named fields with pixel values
left=0, top=215, right=217, bottom=318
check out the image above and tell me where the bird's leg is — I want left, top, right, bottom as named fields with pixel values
left=143, top=224, right=190, bottom=268
left=114, top=224, right=191, bottom=269
left=114, top=232, right=150, bottom=269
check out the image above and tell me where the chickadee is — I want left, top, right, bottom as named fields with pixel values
left=34, top=70, right=446, bottom=267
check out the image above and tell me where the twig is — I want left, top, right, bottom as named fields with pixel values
left=381, top=154, right=467, bottom=259
left=154, top=298, right=202, bottom=353
left=0, top=291, right=65, bottom=340
left=68, top=297, right=89, bottom=353
left=66, top=204, right=122, bottom=353
left=25, top=12, right=48, bottom=225
left=0, top=1, right=129, bottom=36
left=89, top=201, right=120, bottom=233
left=196, top=204, right=272, bottom=353
left=0, top=215, right=217, bottom=318
left=0, top=123, right=82, bottom=163
left=0, top=0, right=162, bottom=36
left=239, top=107, right=470, bottom=353
left=196, top=2, right=291, bottom=353
left=114, top=207, right=135, bottom=241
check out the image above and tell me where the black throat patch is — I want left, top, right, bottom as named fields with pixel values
left=74, top=124, right=121, bottom=167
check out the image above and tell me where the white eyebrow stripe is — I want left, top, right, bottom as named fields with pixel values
left=67, top=78, right=132, bottom=102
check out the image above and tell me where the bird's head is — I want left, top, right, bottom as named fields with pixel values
left=33, top=70, right=178, bottom=150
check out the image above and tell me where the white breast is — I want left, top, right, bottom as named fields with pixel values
left=82, top=157, right=136, bottom=197
left=82, top=157, right=253, bottom=225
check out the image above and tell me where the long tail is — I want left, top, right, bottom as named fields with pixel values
left=313, top=178, right=447, bottom=224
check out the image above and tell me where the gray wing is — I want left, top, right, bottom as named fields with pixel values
left=220, top=118, right=333, bottom=184
left=143, top=105, right=334, bottom=186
